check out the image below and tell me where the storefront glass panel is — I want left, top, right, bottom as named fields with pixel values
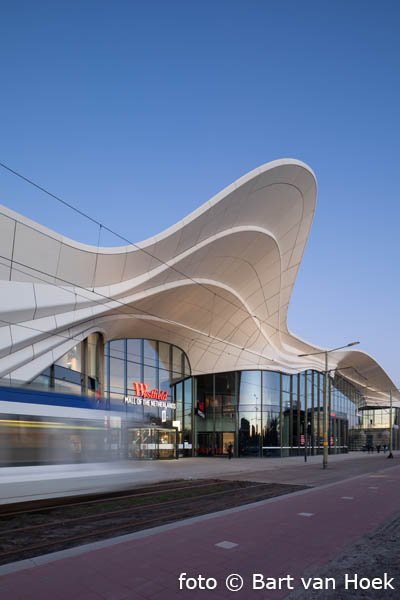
left=104, top=339, right=191, bottom=457
left=185, top=368, right=360, bottom=459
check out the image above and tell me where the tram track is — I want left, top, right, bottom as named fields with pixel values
left=0, top=479, right=307, bottom=565
left=0, top=478, right=228, bottom=518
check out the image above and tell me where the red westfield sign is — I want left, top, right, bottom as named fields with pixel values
left=133, top=382, right=168, bottom=401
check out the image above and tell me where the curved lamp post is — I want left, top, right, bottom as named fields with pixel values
left=298, top=341, right=360, bottom=469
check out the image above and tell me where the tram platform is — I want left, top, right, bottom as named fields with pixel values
left=0, top=451, right=394, bottom=505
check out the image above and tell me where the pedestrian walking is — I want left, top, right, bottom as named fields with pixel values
left=227, top=443, right=233, bottom=460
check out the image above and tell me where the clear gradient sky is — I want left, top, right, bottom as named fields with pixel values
left=1, top=1, right=399, bottom=386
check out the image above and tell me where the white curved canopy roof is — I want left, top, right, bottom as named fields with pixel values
left=0, top=158, right=397, bottom=406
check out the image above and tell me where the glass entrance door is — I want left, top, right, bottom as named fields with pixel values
left=157, top=429, right=177, bottom=459
left=223, top=432, right=235, bottom=456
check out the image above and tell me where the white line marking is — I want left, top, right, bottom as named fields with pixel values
left=215, top=541, right=238, bottom=549
left=298, top=512, right=314, bottom=517
left=341, top=496, right=354, bottom=500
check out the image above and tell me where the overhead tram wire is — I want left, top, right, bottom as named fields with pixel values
left=0, top=160, right=283, bottom=336
left=0, top=161, right=101, bottom=227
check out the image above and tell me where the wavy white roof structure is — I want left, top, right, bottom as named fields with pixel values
left=0, top=159, right=398, bottom=406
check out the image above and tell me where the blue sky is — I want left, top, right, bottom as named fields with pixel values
left=1, top=1, right=399, bottom=386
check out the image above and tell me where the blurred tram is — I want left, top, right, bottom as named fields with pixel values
left=0, top=386, right=123, bottom=466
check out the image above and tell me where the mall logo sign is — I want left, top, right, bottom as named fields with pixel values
left=124, top=382, right=176, bottom=410
left=133, top=382, right=168, bottom=401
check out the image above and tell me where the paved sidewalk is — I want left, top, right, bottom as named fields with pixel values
left=0, top=462, right=399, bottom=599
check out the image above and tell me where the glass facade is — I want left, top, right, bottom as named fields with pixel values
left=355, top=407, right=400, bottom=452
left=361, top=407, right=398, bottom=430
left=175, top=369, right=362, bottom=458
left=104, top=338, right=191, bottom=435
left=103, top=338, right=191, bottom=458
left=29, top=334, right=381, bottom=459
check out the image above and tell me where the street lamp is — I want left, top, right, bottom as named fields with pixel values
left=298, top=341, right=360, bottom=469
left=388, top=388, right=400, bottom=459
left=388, top=389, right=394, bottom=459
